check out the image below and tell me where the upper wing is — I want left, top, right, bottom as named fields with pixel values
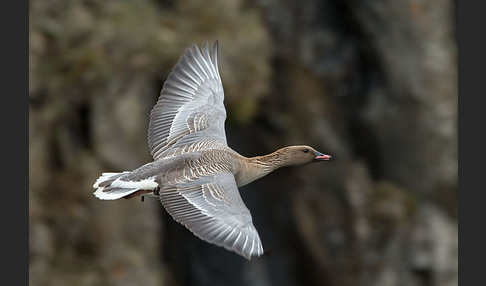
left=158, top=172, right=264, bottom=260
left=148, top=41, right=227, bottom=160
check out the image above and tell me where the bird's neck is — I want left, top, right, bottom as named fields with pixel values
left=235, top=149, right=290, bottom=187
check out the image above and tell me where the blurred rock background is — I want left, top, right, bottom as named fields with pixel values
left=29, top=0, right=457, bottom=285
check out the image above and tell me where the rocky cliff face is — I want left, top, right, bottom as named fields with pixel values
left=29, top=0, right=457, bottom=285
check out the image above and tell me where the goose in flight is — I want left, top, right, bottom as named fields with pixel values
left=93, top=41, right=332, bottom=260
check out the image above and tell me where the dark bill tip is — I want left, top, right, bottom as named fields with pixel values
left=314, top=153, right=332, bottom=161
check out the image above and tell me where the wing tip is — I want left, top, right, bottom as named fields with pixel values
left=201, top=40, right=218, bottom=53
left=211, top=40, right=219, bottom=66
left=212, top=40, right=219, bottom=50
left=241, top=242, right=265, bottom=260
left=167, top=210, right=264, bottom=261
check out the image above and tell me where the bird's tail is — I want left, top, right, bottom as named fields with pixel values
left=93, top=172, right=145, bottom=200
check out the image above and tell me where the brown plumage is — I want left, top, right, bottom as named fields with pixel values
left=93, top=41, right=331, bottom=260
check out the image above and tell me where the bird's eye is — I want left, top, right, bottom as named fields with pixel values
left=303, top=149, right=309, bottom=153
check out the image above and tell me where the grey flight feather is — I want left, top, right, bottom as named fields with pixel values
left=148, top=41, right=227, bottom=160
left=158, top=172, right=264, bottom=260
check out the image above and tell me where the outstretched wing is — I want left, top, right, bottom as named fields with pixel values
left=148, top=41, right=227, bottom=160
left=158, top=172, right=264, bottom=260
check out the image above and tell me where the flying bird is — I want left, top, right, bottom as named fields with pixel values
left=93, top=41, right=332, bottom=260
